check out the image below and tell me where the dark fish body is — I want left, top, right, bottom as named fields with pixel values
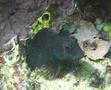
left=26, top=29, right=84, bottom=70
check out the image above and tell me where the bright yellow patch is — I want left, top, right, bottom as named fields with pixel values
left=32, top=11, right=51, bottom=38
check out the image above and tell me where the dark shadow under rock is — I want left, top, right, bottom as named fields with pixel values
left=77, top=0, right=111, bottom=22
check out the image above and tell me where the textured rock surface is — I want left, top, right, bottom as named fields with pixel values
left=73, top=20, right=98, bottom=42
left=0, top=0, right=76, bottom=52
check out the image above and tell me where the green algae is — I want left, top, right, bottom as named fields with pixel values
left=32, top=11, right=52, bottom=38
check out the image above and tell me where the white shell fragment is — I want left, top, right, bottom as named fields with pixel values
left=82, top=38, right=110, bottom=60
